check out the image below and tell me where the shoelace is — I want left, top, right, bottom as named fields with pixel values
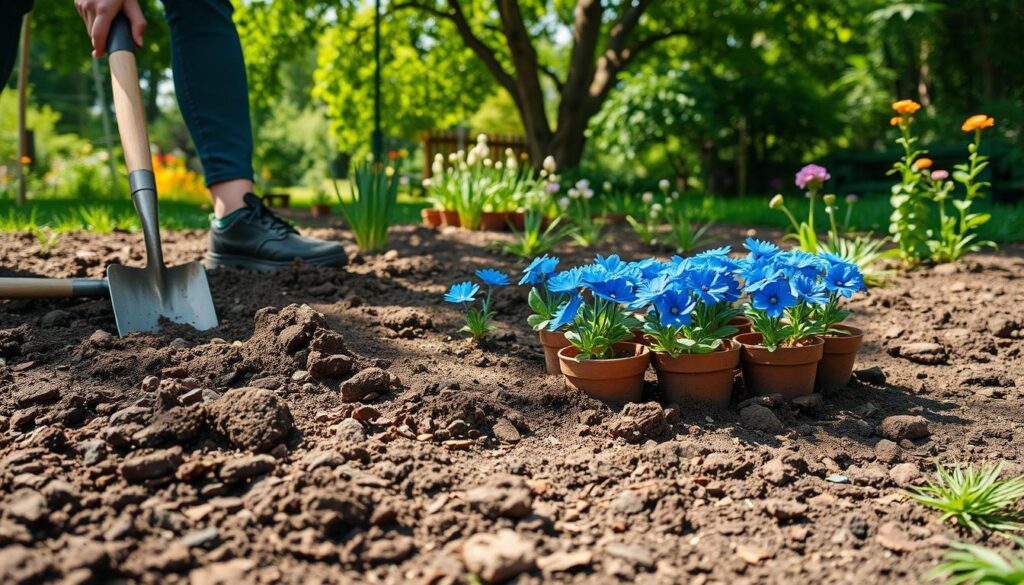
left=248, top=199, right=298, bottom=236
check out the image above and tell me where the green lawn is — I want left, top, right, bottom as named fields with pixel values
left=1, top=190, right=1021, bottom=243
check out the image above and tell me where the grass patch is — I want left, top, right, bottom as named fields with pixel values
left=908, top=460, right=1024, bottom=534
left=925, top=538, right=1024, bottom=585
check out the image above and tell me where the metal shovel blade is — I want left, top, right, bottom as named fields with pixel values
left=107, top=261, right=218, bottom=336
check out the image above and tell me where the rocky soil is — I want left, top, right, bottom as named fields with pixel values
left=1, top=224, right=1023, bottom=584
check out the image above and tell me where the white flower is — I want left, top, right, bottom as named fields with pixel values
left=467, top=151, right=479, bottom=166
left=575, top=179, right=589, bottom=190
left=649, top=209, right=660, bottom=219
left=434, top=153, right=444, bottom=162
left=399, top=175, right=409, bottom=185
left=659, top=179, right=670, bottom=191
left=505, top=157, right=517, bottom=170
left=603, top=181, right=613, bottom=192
left=641, top=192, right=653, bottom=204
left=543, top=156, right=557, bottom=174
left=651, top=203, right=663, bottom=213
left=568, top=188, right=580, bottom=199
left=476, top=133, right=488, bottom=144
left=431, top=160, right=444, bottom=175
left=558, top=197, right=570, bottom=210
left=495, top=161, right=503, bottom=170
left=539, top=169, right=548, bottom=178
left=483, top=158, right=493, bottom=167
left=671, top=191, right=680, bottom=199
left=422, top=178, right=432, bottom=187
left=505, top=148, right=514, bottom=158
left=582, top=188, right=594, bottom=200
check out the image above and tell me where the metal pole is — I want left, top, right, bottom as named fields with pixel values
left=16, top=12, right=32, bottom=207
left=371, top=0, right=382, bottom=164
left=92, top=58, right=120, bottom=198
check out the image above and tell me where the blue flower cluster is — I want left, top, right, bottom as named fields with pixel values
left=443, top=268, right=512, bottom=340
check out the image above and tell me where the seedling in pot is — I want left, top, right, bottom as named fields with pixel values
left=444, top=268, right=510, bottom=341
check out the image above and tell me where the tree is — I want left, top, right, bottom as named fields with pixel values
left=387, top=0, right=696, bottom=167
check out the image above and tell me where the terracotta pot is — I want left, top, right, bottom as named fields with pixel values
left=421, top=208, right=442, bottom=227
left=538, top=330, right=572, bottom=375
left=736, top=332, right=824, bottom=400
left=507, top=212, right=526, bottom=231
left=558, top=342, right=650, bottom=402
left=728, top=316, right=753, bottom=338
left=310, top=204, right=332, bottom=218
left=816, top=325, right=864, bottom=389
left=601, top=212, right=627, bottom=226
left=653, top=340, right=741, bottom=408
left=480, top=211, right=510, bottom=231
left=439, top=210, right=461, bottom=228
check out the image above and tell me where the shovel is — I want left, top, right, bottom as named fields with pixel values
left=0, top=14, right=218, bottom=337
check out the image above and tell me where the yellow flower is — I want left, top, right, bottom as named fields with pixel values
left=892, top=99, right=922, bottom=115
left=961, top=114, right=994, bottom=132
left=19, top=155, right=32, bottom=165
left=889, top=116, right=902, bottom=127
left=912, top=158, right=933, bottom=170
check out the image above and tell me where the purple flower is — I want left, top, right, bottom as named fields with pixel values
left=930, top=170, right=949, bottom=181
left=795, top=164, right=830, bottom=190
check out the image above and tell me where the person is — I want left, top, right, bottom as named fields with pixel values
left=1, top=0, right=347, bottom=272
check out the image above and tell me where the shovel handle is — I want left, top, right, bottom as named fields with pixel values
left=107, top=14, right=152, bottom=174
left=0, top=278, right=109, bottom=299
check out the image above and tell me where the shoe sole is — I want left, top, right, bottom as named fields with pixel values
left=204, top=252, right=348, bottom=272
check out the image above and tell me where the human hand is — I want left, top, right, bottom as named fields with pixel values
left=74, top=0, right=146, bottom=57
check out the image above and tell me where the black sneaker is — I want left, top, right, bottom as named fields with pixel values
left=205, top=193, right=348, bottom=272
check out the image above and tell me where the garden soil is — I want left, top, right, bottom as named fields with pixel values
left=1, top=224, right=1023, bottom=584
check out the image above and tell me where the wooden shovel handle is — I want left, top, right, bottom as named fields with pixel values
left=108, top=15, right=152, bottom=174
left=0, top=278, right=108, bottom=299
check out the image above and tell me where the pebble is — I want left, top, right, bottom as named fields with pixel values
left=739, top=405, right=784, bottom=433
left=120, top=446, right=183, bottom=481
left=605, top=542, right=654, bottom=568
left=219, top=454, right=276, bottom=483
left=874, top=439, right=902, bottom=463
left=336, top=418, right=367, bottom=443
left=537, top=550, right=593, bottom=574
left=462, top=529, right=536, bottom=583
left=877, top=415, right=930, bottom=441
left=889, top=463, right=921, bottom=487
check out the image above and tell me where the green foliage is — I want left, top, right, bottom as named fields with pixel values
left=500, top=212, right=572, bottom=259
left=32, top=226, right=61, bottom=257
left=564, top=298, right=641, bottom=361
left=908, top=460, right=1024, bottom=534
left=525, top=284, right=565, bottom=332
left=312, top=7, right=493, bottom=154
left=335, top=162, right=399, bottom=254
left=666, top=207, right=714, bottom=255
left=253, top=98, right=332, bottom=191
left=926, top=129, right=997, bottom=263
left=888, top=117, right=932, bottom=263
left=644, top=302, right=738, bottom=358
left=925, top=538, right=1024, bottom=585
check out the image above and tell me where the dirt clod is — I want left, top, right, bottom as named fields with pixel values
left=210, top=387, right=294, bottom=452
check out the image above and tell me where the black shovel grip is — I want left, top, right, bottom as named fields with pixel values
left=107, top=13, right=135, bottom=54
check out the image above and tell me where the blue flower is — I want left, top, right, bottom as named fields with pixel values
left=817, top=251, right=853, bottom=270
left=691, top=247, right=740, bottom=274
left=686, top=268, right=731, bottom=304
left=519, top=255, right=560, bottom=286
left=654, top=288, right=696, bottom=328
left=548, top=293, right=583, bottom=331
left=547, top=267, right=584, bottom=293
left=445, top=281, right=480, bottom=304
left=587, top=277, right=637, bottom=304
left=629, top=258, right=667, bottom=281
left=594, top=254, right=625, bottom=272
left=475, top=268, right=510, bottom=287
left=632, top=273, right=675, bottom=308
left=824, top=262, right=866, bottom=298
left=750, top=278, right=797, bottom=318
left=791, top=274, right=829, bottom=305
left=777, top=251, right=826, bottom=280
left=744, top=237, right=781, bottom=261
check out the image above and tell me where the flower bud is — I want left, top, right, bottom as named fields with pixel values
left=769, top=194, right=784, bottom=209
left=558, top=197, right=570, bottom=210
left=845, top=194, right=858, bottom=203
left=641, top=192, right=653, bottom=204
left=659, top=179, right=670, bottom=191
left=822, top=194, right=836, bottom=206
left=543, top=156, right=557, bottom=174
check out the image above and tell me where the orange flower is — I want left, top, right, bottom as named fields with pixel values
left=912, top=158, right=933, bottom=170
left=961, top=114, right=995, bottom=132
left=892, top=99, right=922, bottom=115
left=19, top=155, right=32, bottom=165
left=889, top=116, right=902, bottom=127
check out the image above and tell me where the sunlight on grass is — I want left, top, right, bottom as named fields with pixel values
left=908, top=460, right=1024, bottom=534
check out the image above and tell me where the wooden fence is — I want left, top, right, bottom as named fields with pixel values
left=418, top=129, right=530, bottom=178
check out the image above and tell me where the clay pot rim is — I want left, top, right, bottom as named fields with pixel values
left=735, top=332, right=824, bottom=366
left=652, top=338, right=740, bottom=358
left=558, top=342, right=650, bottom=363
left=652, top=339, right=741, bottom=373
left=557, top=342, right=650, bottom=379
left=735, top=332, right=823, bottom=349
left=823, top=324, right=863, bottom=339
left=538, top=329, right=571, bottom=347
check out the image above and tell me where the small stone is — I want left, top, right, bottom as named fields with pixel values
left=340, top=367, right=397, bottom=402
left=791, top=394, right=823, bottom=412
left=611, top=490, right=645, bottom=515
left=492, top=418, right=522, bottom=443
left=855, top=367, right=887, bottom=385
left=219, top=454, right=276, bottom=483
left=605, top=542, right=653, bottom=568
left=462, top=530, right=536, bottom=583
left=41, top=309, right=71, bottom=328
left=351, top=405, right=381, bottom=422
left=120, top=447, right=183, bottom=481
left=826, top=474, right=850, bottom=484
left=537, top=550, right=592, bottom=574
left=892, top=342, right=948, bottom=365
left=364, top=536, right=415, bottom=564
left=88, top=329, right=113, bottom=345
left=336, top=418, right=366, bottom=443
left=77, top=439, right=107, bottom=465
left=141, top=376, right=160, bottom=392
left=180, top=527, right=220, bottom=549
left=210, top=388, right=294, bottom=453
left=179, top=388, right=204, bottom=406
left=874, top=439, right=902, bottom=463
left=15, top=386, right=59, bottom=407
left=607, top=402, right=670, bottom=444
left=889, top=463, right=921, bottom=487
left=7, top=489, right=48, bottom=524
left=877, top=415, right=930, bottom=441
left=761, top=498, right=808, bottom=521
left=739, top=405, right=784, bottom=433
left=466, top=476, right=533, bottom=519
left=735, top=544, right=773, bottom=565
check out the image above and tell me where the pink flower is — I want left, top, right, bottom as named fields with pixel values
left=795, top=164, right=830, bottom=190
left=930, top=170, right=949, bottom=181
